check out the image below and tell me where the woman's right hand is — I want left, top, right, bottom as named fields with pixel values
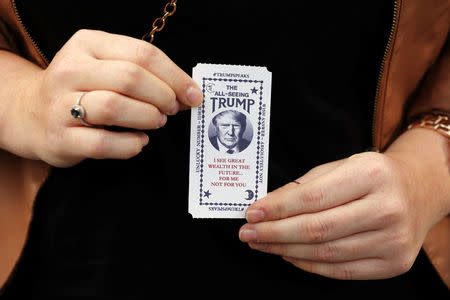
left=5, top=29, right=202, bottom=167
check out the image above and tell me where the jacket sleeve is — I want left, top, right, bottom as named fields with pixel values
left=406, top=36, right=450, bottom=287
left=0, top=2, right=51, bottom=292
left=407, top=37, right=450, bottom=117
left=0, top=0, right=47, bottom=66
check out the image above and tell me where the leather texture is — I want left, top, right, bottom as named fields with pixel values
left=0, top=0, right=448, bottom=288
left=0, top=0, right=50, bottom=289
left=374, top=0, right=449, bottom=286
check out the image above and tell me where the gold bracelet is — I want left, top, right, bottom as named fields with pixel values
left=407, top=109, right=450, bottom=140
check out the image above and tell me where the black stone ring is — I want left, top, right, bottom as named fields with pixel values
left=70, top=92, right=91, bottom=126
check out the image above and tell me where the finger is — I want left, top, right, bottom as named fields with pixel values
left=73, top=91, right=167, bottom=130
left=248, top=230, right=385, bottom=263
left=293, top=159, right=346, bottom=185
left=240, top=197, right=380, bottom=243
left=246, top=158, right=373, bottom=223
left=246, top=159, right=344, bottom=222
left=77, top=30, right=203, bottom=107
left=282, top=257, right=389, bottom=280
left=74, top=59, right=177, bottom=114
left=262, top=160, right=344, bottom=206
left=64, top=127, right=149, bottom=160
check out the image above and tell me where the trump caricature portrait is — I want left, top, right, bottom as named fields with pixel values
left=209, top=110, right=252, bottom=154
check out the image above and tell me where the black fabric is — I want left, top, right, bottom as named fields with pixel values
left=4, top=0, right=448, bottom=297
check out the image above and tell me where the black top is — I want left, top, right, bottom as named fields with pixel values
left=4, top=1, right=448, bottom=298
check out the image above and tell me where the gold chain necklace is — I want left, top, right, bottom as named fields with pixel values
left=142, top=0, right=178, bottom=43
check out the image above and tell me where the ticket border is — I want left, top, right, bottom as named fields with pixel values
left=197, top=77, right=265, bottom=208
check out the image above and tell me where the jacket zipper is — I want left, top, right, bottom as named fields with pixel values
left=11, top=0, right=49, bottom=65
left=371, top=0, right=400, bottom=152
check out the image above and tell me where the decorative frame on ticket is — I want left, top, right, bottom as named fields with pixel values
left=189, top=64, right=272, bottom=218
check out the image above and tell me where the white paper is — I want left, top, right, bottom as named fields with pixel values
left=189, top=63, right=272, bottom=218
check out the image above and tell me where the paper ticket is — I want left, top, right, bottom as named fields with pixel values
left=189, top=64, right=272, bottom=218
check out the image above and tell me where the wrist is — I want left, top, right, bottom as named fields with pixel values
left=385, top=129, right=450, bottom=224
left=0, top=68, right=44, bottom=161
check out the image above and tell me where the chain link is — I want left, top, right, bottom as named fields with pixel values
left=142, top=0, right=178, bottom=43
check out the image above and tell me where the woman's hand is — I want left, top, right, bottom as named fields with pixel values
left=4, top=29, right=202, bottom=167
left=239, top=129, right=450, bottom=280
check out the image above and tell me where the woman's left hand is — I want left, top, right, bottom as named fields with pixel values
left=239, top=129, right=450, bottom=280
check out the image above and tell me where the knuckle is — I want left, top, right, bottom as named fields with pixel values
left=381, top=228, right=416, bottom=276
left=46, top=129, right=66, bottom=157
left=333, top=267, right=354, bottom=280
left=349, top=152, right=392, bottom=183
left=390, top=252, right=415, bottom=276
left=165, top=88, right=177, bottom=108
left=304, top=218, right=332, bottom=242
left=315, top=243, right=339, bottom=262
left=70, top=29, right=93, bottom=44
left=271, top=199, right=287, bottom=220
left=145, top=110, right=163, bottom=129
left=391, top=228, right=412, bottom=252
left=99, top=95, right=118, bottom=125
left=123, top=63, right=142, bottom=81
left=347, top=152, right=369, bottom=162
left=49, top=56, right=79, bottom=82
left=134, top=42, right=159, bottom=66
left=379, top=198, right=406, bottom=225
left=88, top=135, right=108, bottom=158
left=302, top=187, right=325, bottom=208
left=157, top=87, right=176, bottom=113
left=349, top=151, right=381, bottom=161
left=398, top=254, right=415, bottom=274
left=120, top=64, right=142, bottom=92
left=366, top=158, right=385, bottom=179
left=276, top=247, right=288, bottom=257
left=366, top=154, right=392, bottom=181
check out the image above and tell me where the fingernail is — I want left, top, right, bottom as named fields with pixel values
left=141, top=134, right=149, bottom=146
left=159, top=114, right=167, bottom=128
left=168, top=101, right=179, bottom=115
left=186, top=86, right=203, bottom=106
left=246, top=209, right=265, bottom=223
left=239, top=229, right=257, bottom=242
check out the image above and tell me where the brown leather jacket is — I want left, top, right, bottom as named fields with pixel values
left=0, top=0, right=449, bottom=288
